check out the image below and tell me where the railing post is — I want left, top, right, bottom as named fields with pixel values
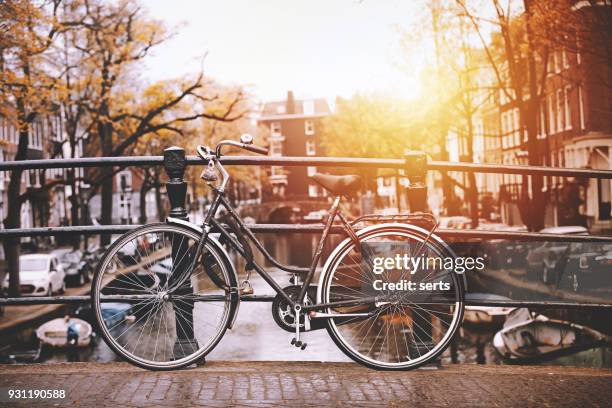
left=164, top=146, right=188, bottom=220
left=404, top=151, right=434, bottom=358
left=163, top=147, right=200, bottom=362
left=404, top=151, right=428, bottom=212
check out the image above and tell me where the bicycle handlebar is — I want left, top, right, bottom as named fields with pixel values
left=214, top=140, right=269, bottom=157
left=196, top=138, right=268, bottom=192
left=242, top=144, right=269, bottom=155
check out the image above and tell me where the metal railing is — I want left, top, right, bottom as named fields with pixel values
left=1, top=147, right=612, bottom=309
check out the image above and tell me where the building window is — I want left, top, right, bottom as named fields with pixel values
left=554, top=50, right=561, bottom=73
left=304, top=120, right=314, bottom=135
left=32, top=169, right=41, bottom=188
left=303, top=100, right=314, bottom=115
left=538, top=100, right=547, bottom=139
left=270, top=139, right=282, bottom=156
left=564, top=86, right=572, bottom=130
left=501, top=112, right=507, bottom=148
left=271, top=166, right=283, bottom=177
left=562, top=49, right=569, bottom=69
left=556, top=89, right=564, bottom=131
left=307, top=166, right=317, bottom=177
left=117, top=171, right=132, bottom=192
left=578, top=85, right=585, bottom=130
left=308, top=184, right=318, bottom=198
left=305, top=140, right=316, bottom=156
left=548, top=94, right=555, bottom=134
left=513, top=108, right=520, bottom=145
left=271, top=122, right=281, bottom=137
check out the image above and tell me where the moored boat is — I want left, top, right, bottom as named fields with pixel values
left=464, top=293, right=515, bottom=329
left=493, top=309, right=611, bottom=363
left=36, top=317, right=92, bottom=348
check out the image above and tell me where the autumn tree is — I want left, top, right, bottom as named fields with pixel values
left=319, top=93, right=419, bottom=194
left=59, top=0, right=246, bottom=242
left=0, top=0, right=65, bottom=296
left=0, top=0, right=248, bottom=296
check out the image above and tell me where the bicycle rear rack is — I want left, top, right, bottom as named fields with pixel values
left=350, top=212, right=437, bottom=227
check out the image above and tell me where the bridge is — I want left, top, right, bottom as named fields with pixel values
left=1, top=361, right=611, bottom=407
left=1, top=149, right=612, bottom=406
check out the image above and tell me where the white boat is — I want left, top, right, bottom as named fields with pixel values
left=36, top=317, right=92, bottom=348
left=493, top=309, right=610, bottom=363
left=464, top=293, right=515, bottom=328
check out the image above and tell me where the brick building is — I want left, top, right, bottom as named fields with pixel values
left=0, top=109, right=67, bottom=232
left=257, top=91, right=332, bottom=200
left=458, top=1, right=611, bottom=230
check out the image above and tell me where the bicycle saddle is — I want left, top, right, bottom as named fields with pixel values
left=311, top=173, right=361, bottom=196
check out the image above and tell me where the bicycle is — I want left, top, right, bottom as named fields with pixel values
left=91, top=135, right=465, bottom=371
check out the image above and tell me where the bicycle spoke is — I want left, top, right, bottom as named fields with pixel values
left=323, top=228, right=463, bottom=369
left=93, top=224, right=234, bottom=368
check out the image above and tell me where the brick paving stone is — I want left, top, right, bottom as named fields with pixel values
left=0, top=361, right=611, bottom=407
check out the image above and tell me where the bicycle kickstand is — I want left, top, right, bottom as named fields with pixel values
left=291, top=304, right=307, bottom=350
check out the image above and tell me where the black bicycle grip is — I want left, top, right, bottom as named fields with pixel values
left=243, top=144, right=269, bottom=155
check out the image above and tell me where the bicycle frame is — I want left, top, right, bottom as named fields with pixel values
left=166, top=145, right=441, bottom=316
left=191, top=187, right=357, bottom=311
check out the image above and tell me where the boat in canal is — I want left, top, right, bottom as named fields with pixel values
left=493, top=308, right=611, bottom=363
left=464, top=293, right=515, bottom=329
left=36, top=317, right=93, bottom=348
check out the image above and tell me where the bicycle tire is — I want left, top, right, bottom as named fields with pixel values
left=91, top=223, right=236, bottom=370
left=319, top=223, right=465, bottom=370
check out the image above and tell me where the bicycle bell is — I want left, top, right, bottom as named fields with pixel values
left=201, top=154, right=218, bottom=182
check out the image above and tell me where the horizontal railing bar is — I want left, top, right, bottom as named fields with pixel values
left=0, top=156, right=164, bottom=170
left=427, top=161, right=612, bottom=179
left=0, top=294, right=276, bottom=306
left=1, top=155, right=611, bottom=179
left=0, top=224, right=610, bottom=242
left=464, top=300, right=612, bottom=309
left=0, top=295, right=609, bottom=308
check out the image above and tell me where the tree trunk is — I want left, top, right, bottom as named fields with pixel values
left=155, top=183, right=165, bottom=222
left=99, top=102, right=114, bottom=245
left=68, top=169, right=81, bottom=249
left=523, top=0, right=547, bottom=232
left=466, top=119, right=480, bottom=229
left=3, top=120, right=30, bottom=297
left=139, top=178, right=149, bottom=224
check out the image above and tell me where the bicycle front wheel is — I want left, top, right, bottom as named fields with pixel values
left=320, top=223, right=464, bottom=370
left=91, top=223, right=236, bottom=370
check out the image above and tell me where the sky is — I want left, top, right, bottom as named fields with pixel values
left=141, top=0, right=429, bottom=103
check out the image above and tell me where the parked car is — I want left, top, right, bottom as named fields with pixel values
left=2, top=254, right=66, bottom=296
left=525, top=226, right=589, bottom=285
left=75, top=302, right=134, bottom=332
left=51, top=248, right=93, bottom=286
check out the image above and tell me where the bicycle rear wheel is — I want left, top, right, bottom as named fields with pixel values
left=320, top=223, right=464, bottom=370
left=91, top=223, right=236, bottom=370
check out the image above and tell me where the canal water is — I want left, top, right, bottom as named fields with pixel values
left=2, top=232, right=611, bottom=368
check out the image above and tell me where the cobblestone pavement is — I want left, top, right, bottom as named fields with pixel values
left=0, top=361, right=611, bottom=407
